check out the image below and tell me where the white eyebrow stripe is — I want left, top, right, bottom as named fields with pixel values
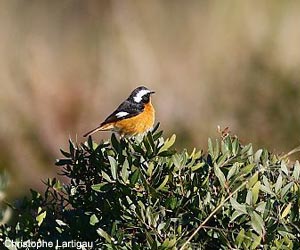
left=115, top=111, right=129, bottom=118
left=133, top=89, right=151, bottom=103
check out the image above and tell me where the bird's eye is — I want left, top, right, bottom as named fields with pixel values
left=142, top=94, right=150, bottom=103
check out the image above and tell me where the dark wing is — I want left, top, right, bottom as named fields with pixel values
left=101, top=100, right=143, bottom=125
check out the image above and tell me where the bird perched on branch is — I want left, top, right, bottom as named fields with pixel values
left=83, top=86, right=155, bottom=137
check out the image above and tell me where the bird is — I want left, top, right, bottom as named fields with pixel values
left=83, top=86, right=155, bottom=137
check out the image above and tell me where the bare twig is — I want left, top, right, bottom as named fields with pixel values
left=280, top=145, right=300, bottom=160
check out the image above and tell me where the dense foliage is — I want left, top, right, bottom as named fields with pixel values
left=0, top=125, right=300, bottom=249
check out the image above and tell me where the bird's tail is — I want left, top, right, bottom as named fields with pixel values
left=83, top=123, right=114, bottom=137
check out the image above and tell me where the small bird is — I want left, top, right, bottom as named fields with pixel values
left=83, top=86, right=155, bottom=137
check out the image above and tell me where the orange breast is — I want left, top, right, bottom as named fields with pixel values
left=114, top=102, right=155, bottom=136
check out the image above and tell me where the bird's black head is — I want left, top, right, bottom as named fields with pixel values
left=128, top=86, right=155, bottom=104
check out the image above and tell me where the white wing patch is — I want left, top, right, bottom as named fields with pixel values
left=133, top=89, right=151, bottom=103
left=116, top=111, right=129, bottom=118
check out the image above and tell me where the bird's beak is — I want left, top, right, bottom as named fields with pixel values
left=150, top=91, right=155, bottom=95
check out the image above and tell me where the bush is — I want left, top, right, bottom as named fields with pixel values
left=1, top=125, right=300, bottom=249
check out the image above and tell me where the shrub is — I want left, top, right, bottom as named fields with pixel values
left=1, top=125, right=300, bottom=249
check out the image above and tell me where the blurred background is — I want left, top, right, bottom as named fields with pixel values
left=0, top=1, right=300, bottom=199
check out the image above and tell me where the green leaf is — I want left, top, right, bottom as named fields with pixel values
left=36, top=209, right=47, bottom=226
left=261, top=176, right=275, bottom=196
left=246, top=189, right=252, bottom=205
left=91, top=183, right=108, bottom=192
left=152, top=122, right=160, bottom=133
left=275, top=174, right=283, bottom=194
left=69, top=139, right=75, bottom=155
left=156, top=175, right=169, bottom=191
left=227, top=163, right=238, bottom=180
left=143, top=135, right=153, bottom=155
left=248, top=172, right=259, bottom=188
left=240, top=143, right=253, bottom=155
left=87, top=135, right=93, bottom=150
left=158, top=134, right=176, bottom=154
left=146, top=206, right=155, bottom=227
left=281, top=203, right=292, bottom=219
left=216, top=152, right=229, bottom=167
left=101, top=171, right=113, bottom=183
left=250, top=211, right=264, bottom=235
left=230, top=210, right=246, bottom=223
left=147, top=162, right=154, bottom=177
left=86, top=136, right=98, bottom=150
left=162, top=237, right=176, bottom=248
left=214, top=164, right=226, bottom=188
left=145, top=231, right=156, bottom=249
left=147, top=132, right=156, bottom=153
left=255, top=201, right=266, bottom=213
left=281, top=182, right=294, bottom=198
left=191, top=162, right=205, bottom=172
left=260, top=184, right=274, bottom=196
left=158, top=150, right=176, bottom=157
left=214, top=139, right=220, bottom=159
left=235, top=228, right=245, bottom=248
left=252, top=181, right=260, bottom=204
left=292, top=160, right=300, bottom=180
left=111, top=133, right=120, bottom=151
left=130, top=169, right=140, bottom=185
left=108, top=156, right=117, bottom=180
left=138, top=201, right=146, bottom=222
left=90, top=214, right=99, bottom=226
left=254, top=149, right=263, bottom=163
left=121, top=159, right=129, bottom=183
left=281, top=161, right=289, bottom=176
left=230, top=198, right=247, bottom=214
left=157, top=222, right=166, bottom=233
left=55, top=159, right=72, bottom=166
left=172, top=154, right=182, bottom=169
left=221, top=136, right=231, bottom=155
left=153, top=130, right=163, bottom=141
left=53, top=179, right=62, bottom=190
left=189, top=148, right=202, bottom=159
left=251, top=234, right=262, bottom=250
left=247, top=144, right=254, bottom=163
left=56, top=226, right=63, bottom=234
left=166, top=197, right=177, bottom=210
left=56, top=219, right=67, bottom=227
left=60, top=149, right=71, bottom=157
left=97, top=228, right=112, bottom=243
left=240, top=163, right=256, bottom=176
left=232, top=138, right=239, bottom=156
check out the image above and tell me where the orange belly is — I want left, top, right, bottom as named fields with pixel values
left=113, top=102, right=155, bottom=136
